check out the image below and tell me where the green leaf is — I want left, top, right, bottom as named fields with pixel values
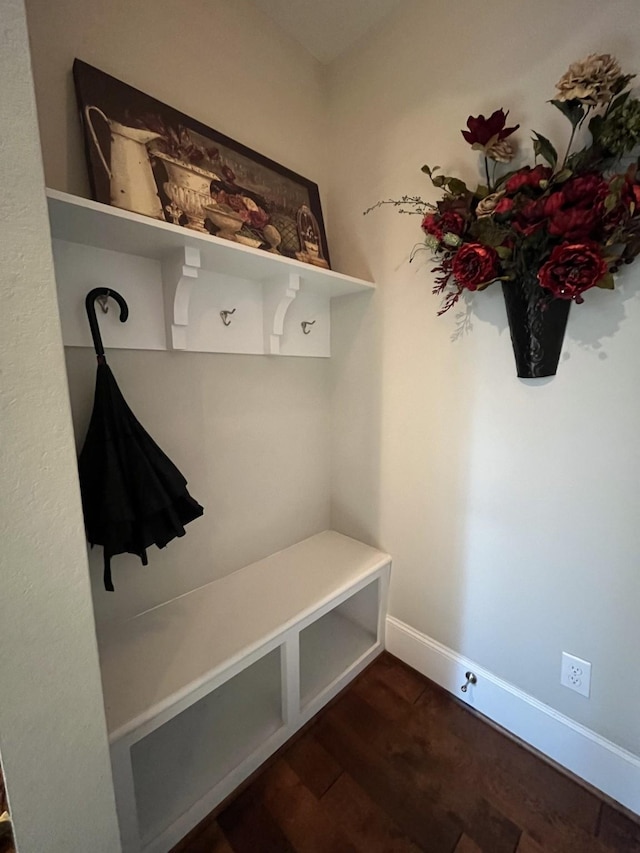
left=610, top=90, right=631, bottom=113
left=432, top=175, right=446, bottom=188
left=474, top=184, right=490, bottom=199
left=446, top=177, right=468, bottom=196
left=596, top=272, right=615, bottom=290
left=553, top=168, right=573, bottom=183
left=589, top=114, right=605, bottom=141
left=550, top=98, right=585, bottom=128
left=421, top=165, right=440, bottom=176
left=532, top=131, right=558, bottom=167
left=611, top=74, right=634, bottom=97
left=495, top=245, right=512, bottom=259
left=469, top=217, right=510, bottom=248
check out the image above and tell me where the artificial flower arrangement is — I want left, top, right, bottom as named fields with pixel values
left=369, top=54, right=640, bottom=376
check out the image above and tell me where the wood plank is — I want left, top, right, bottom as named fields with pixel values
left=216, top=786, right=297, bottom=853
left=597, top=803, right=640, bottom=852
left=369, top=652, right=428, bottom=704
left=515, top=833, right=547, bottom=853
left=314, top=699, right=463, bottom=852
left=283, top=731, right=342, bottom=799
left=343, top=686, right=521, bottom=853
left=171, top=819, right=233, bottom=853
left=410, top=681, right=609, bottom=853
left=320, top=769, right=423, bottom=853
left=454, top=834, right=484, bottom=853
left=255, top=759, right=359, bottom=853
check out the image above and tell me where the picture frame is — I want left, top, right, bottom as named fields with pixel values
left=72, top=59, right=330, bottom=268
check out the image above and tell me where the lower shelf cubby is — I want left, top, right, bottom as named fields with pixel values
left=299, top=578, right=380, bottom=708
left=130, top=647, right=283, bottom=847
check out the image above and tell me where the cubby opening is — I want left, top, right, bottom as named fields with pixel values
left=130, top=647, right=282, bottom=846
left=299, top=579, right=380, bottom=708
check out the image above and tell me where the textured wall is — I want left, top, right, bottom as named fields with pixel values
left=25, top=0, right=332, bottom=623
left=328, top=0, right=640, bottom=756
left=0, top=1, right=121, bottom=849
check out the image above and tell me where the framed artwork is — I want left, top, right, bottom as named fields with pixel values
left=72, top=59, right=330, bottom=268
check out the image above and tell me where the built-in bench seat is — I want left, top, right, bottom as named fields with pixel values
left=97, top=530, right=391, bottom=853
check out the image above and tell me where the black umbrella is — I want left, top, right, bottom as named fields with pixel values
left=78, top=288, right=204, bottom=591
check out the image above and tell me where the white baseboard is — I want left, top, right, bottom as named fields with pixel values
left=386, top=615, right=640, bottom=817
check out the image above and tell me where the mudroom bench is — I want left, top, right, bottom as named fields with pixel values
left=97, top=530, right=391, bottom=853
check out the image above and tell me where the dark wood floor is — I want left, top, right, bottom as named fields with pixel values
left=177, top=651, right=640, bottom=852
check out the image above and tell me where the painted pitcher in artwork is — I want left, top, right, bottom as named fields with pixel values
left=84, top=105, right=165, bottom=220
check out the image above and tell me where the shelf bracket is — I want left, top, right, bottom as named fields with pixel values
left=162, top=246, right=201, bottom=350
left=263, top=273, right=300, bottom=355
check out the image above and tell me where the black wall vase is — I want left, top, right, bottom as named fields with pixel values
left=501, top=276, right=570, bottom=378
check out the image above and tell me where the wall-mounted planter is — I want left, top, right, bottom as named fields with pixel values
left=502, top=277, right=571, bottom=378
left=47, top=190, right=375, bottom=358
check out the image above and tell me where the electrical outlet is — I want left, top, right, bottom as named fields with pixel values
left=560, top=652, right=591, bottom=698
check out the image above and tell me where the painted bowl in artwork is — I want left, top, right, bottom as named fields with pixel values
left=205, top=205, right=245, bottom=240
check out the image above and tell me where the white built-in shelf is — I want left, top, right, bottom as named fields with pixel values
left=99, top=531, right=390, bottom=853
left=47, top=190, right=374, bottom=357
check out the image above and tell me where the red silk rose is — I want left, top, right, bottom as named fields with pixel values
left=461, top=109, right=519, bottom=148
left=494, top=197, right=514, bottom=215
left=538, top=242, right=608, bottom=303
left=422, top=212, right=465, bottom=240
left=505, top=165, right=552, bottom=194
left=548, top=207, right=599, bottom=241
left=421, top=213, right=440, bottom=237
left=561, top=174, right=607, bottom=208
left=452, top=243, right=499, bottom=291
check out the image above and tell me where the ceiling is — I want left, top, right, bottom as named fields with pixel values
left=252, top=0, right=403, bottom=64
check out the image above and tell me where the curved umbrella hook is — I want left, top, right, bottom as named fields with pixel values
left=85, top=288, right=129, bottom=362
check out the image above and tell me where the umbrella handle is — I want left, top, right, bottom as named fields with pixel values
left=85, top=288, right=129, bottom=361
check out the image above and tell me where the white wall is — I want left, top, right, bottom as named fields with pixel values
left=328, top=0, right=640, bottom=757
left=25, top=0, right=331, bottom=623
left=0, top=1, right=121, bottom=850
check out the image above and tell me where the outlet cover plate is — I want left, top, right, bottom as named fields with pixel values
left=561, top=652, right=591, bottom=698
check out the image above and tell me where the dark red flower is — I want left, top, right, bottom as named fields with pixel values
left=440, top=212, right=465, bottom=236
left=561, top=174, right=607, bottom=207
left=538, top=242, right=608, bottom=303
left=461, top=109, right=519, bottom=148
left=494, top=197, right=514, bottom=215
left=421, top=211, right=465, bottom=240
left=504, top=165, right=552, bottom=194
left=548, top=207, right=599, bottom=241
left=512, top=220, right=544, bottom=237
left=543, top=192, right=565, bottom=217
left=451, top=243, right=500, bottom=291
left=519, top=198, right=547, bottom=222
left=421, top=213, right=441, bottom=237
